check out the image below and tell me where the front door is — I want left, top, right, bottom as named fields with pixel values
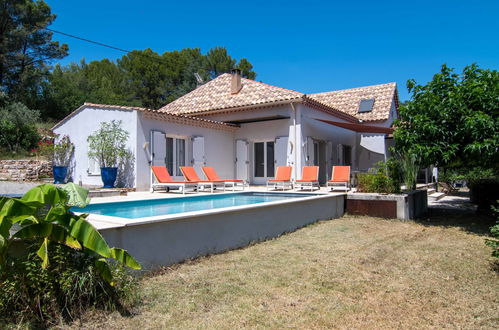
left=165, top=136, right=186, bottom=178
left=253, top=141, right=275, bottom=184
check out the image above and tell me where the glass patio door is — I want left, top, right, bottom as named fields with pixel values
left=165, top=137, right=186, bottom=177
left=253, top=141, right=275, bottom=184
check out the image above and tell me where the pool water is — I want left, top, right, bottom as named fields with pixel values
left=0, top=194, right=23, bottom=198
left=72, top=192, right=318, bottom=219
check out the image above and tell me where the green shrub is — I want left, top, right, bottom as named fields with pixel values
left=0, top=183, right=141, bottom=327
left=0, top=242, right=139, bottom=326
left=386, top=158, right=402, bottom=193
left=468, top=178, right=499, bottom=214
left=485, top=204, right=499, bottom=260
left=0, top=102, right=40, bottom=153
left=465, top=167, right=497, bottom=183
left=439, top=169, right=465, bottom=186
left=357, top=161, right=400, bottom=194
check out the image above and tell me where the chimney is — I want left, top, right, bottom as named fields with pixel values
left=230, top=69, right=242, bottom=94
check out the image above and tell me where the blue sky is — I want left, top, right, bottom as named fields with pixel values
left=47, top=0, right=498, bottom=101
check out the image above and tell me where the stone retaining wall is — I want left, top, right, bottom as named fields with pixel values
left=0, top=160, right=52, bottom=181
left=346, top=190, right=428, bottom=220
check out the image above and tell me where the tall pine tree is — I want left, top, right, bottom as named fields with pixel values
left=0, top=0, right=68, bottom=106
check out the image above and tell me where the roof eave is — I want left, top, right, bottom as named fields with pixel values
left=52, top=102, right=237, bottom=132
left=186, top=97, right=304, bottom=116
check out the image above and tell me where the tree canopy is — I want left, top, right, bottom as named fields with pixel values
left=0, top=0, right=68, bottom=106
left=42, top=46, right=257, bottom=119
left=394, top=64, right=498, bottom=171
left=0, top=101, right=40, bottom=152
left=0, top=1, right=259, bottom=122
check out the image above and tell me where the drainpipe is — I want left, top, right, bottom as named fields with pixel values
left=291, top=103, right=298, bottom=180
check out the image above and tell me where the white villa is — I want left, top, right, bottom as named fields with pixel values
left=53, top=70, right=398, bottom=190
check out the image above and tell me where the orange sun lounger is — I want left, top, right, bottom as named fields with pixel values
left=202, top=166, right=246, bottom=191
left=150, top=166, right=198, bottom=194
left=294, top=166, right=320, bottom=191
left=266, top=166, right=293, bottom=190
left=179, top=166, right=225, bottom=193
left=326, top=166, right=350, bottom=191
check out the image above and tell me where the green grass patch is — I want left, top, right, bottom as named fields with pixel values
left=59, top=215, right=499, bottom=329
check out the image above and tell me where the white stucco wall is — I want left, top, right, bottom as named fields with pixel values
left=207, top=105, right=297, bottom=183
left=300, top=105, right=357, bottom=166
left=357, top=138, right=386, bottom=171
left=136, top=114, right=235, bottom=190
left=54, top=98, right=396, bottom=189
left=205, top=103, right=390, bottom=181
left=355, top=96, right=397, bottom=170
left=53, top=107, right=138, bottom=187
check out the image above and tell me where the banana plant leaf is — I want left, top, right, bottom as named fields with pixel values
left=60, top=183, right=90, bottom=208
left=0, top=198, right=37, bottom=219
left=1, top=184, right=140, bottom=278
left=21, top=184, right=68, bottom=206
left=37, top=238, right=49, bottom=268
left=110, top=248, right=141, bottom=269
left=14, top=223, right=82, bottom=250
left=94, top=258, right=114, bottom=285
left=69, top=219, right=111, bottom=258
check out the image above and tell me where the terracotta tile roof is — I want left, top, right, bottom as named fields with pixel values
left=158, top=73, right=303, bottom=115
left=158, top=74, right=397, bottom=122
left=52, top=103, right=238, bottom=131
left=308, top=83, right=398, bottom=122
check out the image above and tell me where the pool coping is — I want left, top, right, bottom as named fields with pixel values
left=80, top=191, right=345, bottom=230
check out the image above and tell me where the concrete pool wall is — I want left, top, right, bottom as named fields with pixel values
left=91, top=193, right=344, bottom=270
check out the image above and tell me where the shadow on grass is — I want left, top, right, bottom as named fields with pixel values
left=413, top=190, right=495, bottom=235
left=416, top=206, right=495, bottom=236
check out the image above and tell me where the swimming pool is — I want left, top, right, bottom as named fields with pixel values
left=83, top=191, right=345, bottom=270
left=73, top=192, right=319, bottom=219
left=0, top=193, right=23, bottom=198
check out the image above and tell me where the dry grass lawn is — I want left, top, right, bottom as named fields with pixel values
left=73, top=212, right=498, bottom=329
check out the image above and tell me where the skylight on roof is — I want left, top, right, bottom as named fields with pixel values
left=359, top=98, right=375, bottom=113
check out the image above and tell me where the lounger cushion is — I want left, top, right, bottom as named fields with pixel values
left=152, top=166, right=196, bottom=183
left=202, top=166, right=245, bottom=183
left=330, top=166, right=350, bottom=183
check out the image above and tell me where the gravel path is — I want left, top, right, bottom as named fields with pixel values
left=428, top=193, right=476, bottom=212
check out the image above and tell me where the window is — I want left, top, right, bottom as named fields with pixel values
left=359, top=98, right=375, bottom=113
left=254, top=141, right=275, bottom=178
left=254, top=142, right=264, bottom=177
left=266, top=141, right=275, bottom=178
left=88, top=157, right=100, bottom=175
left=313, top=141, right=319, bottom=166
left=165, top=136, right=186, bottom=176
left=176, top=139, right=185, bottom=176
left=343, top=145, right=352, bottom=166
left=87, top=144, right=100, bottom=175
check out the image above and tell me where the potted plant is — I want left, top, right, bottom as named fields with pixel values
left=37, top=134, right=75, bottom=184
left=87, top=120, right=129, bottom=188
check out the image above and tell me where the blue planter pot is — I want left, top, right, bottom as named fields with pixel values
left=101, top=167, right=118, bottom=188
left=53, top=166, right=68, bottom=184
